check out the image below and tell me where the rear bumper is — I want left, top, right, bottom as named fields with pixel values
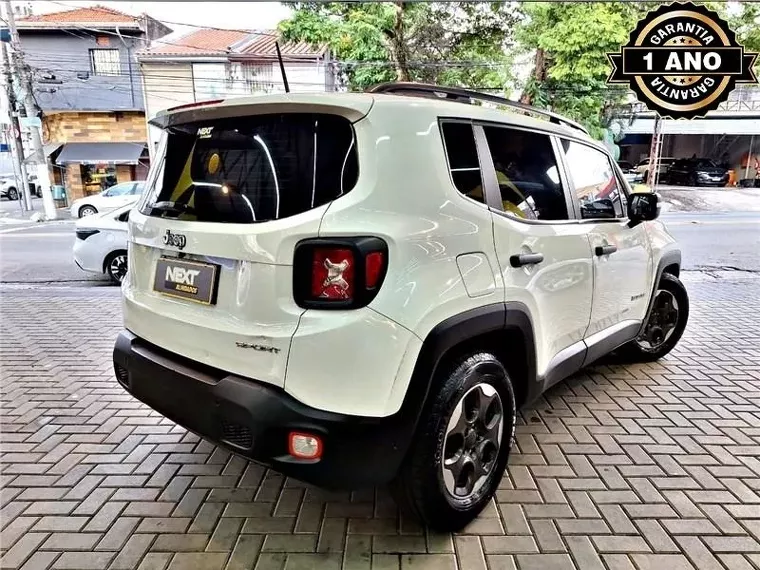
left=113, top=330, right=413, bottom=489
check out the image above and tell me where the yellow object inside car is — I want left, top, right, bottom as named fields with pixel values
left=469, top=171, right=528, bottom=218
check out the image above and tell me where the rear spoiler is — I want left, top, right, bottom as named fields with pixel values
left=150, top=93, right=375, bottom=129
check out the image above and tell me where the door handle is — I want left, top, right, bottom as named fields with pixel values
left=595, top=244, right=617, bottom=256
left=510, top=253, right=544, bottom=267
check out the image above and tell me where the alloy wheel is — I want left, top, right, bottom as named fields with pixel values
left=108, top=254, right=128, bottom=283
left=441, top=382, right=504, bottom=500
left=637, top=289, right=679, bottom=350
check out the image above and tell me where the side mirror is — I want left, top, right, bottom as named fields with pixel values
left=580, top=198, right=616, bottom=219
left=628, top=192, right=660, bottom=224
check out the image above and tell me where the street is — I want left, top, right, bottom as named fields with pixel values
left=1, top=210, right=758, bottom=287
left=0, top=222, right=110, bottom=285
left=665, top=212, right=760, bottom=272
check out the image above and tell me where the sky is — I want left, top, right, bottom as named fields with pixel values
left=24, top=1, right=293, bottom=35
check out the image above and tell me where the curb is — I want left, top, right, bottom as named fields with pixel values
left=0, top=213, right=73, bottom=225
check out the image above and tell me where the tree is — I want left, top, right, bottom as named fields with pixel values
left=278, top=2, right=521, bottom=92
left=729, top=1, right=760, bottom=54
left=517, top=2, right=649, bottom=139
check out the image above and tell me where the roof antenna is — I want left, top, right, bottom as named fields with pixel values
left=274, top=41, right=290, bottom=93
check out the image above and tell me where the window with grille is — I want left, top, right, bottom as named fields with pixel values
left=243, top=63, right=275, bottom=94
left=90, top=49, right=121, bottom=76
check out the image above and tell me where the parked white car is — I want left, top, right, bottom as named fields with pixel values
left=0, top=174, right=26, bottom=201
left=634, top=157, right=676, bottom=183
left=70, top=181, right=144, bottom=218
left=73, top=203, right=131, bottom=283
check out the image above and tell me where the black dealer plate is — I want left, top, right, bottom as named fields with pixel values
left=153, top=256, right=220, bottom=305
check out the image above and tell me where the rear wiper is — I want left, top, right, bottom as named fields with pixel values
left=149, top=201, right=195, bottom=215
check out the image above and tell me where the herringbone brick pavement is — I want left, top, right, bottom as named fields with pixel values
left=1, top=274, right=759, bottom=570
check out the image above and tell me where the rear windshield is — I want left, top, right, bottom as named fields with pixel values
left=141, top=113, right=358, bottom=223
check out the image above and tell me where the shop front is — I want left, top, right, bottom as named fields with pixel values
left=55, top=142, right=149, bottom=201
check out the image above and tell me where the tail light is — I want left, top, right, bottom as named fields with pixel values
left=293, top=237, right=388, bottom=309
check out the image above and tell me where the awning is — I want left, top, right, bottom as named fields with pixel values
left=22, top=142, right=63, bottom=164
left=55, top=142, right=146, bottom=165
left=625, top=116, right=760, bottom=135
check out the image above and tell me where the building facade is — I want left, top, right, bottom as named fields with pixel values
left=16, top=5, right=171, bottom=200
left=138, top=29, right=334, bottom=154
left=618, top=85, right=760, bottom=186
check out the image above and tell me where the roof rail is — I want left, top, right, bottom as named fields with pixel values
left=367, top=82, right=589, bottom=136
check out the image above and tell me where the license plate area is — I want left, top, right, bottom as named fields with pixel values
left=153, top=256, right=220, bottom=305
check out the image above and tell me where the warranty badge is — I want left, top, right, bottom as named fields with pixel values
left=608, top=2, right=758, bottom=119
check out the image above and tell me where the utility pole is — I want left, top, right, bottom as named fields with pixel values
left=1, top=38, right=29, bottom=213
left=3, top=0, right=55, bottom=219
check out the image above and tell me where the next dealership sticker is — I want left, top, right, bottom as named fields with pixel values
left=607, top=2, right=757, bottom=119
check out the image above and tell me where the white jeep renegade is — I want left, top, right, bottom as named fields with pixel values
left=114, top=83, right=688, bottom=531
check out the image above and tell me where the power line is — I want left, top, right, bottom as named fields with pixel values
left=29, top=64, right=630, bottom=95
left=35, top=1, right=521, bottom=65
left=24, top=3, right=644, bottom=128
left=25, top=50, right=514, bottom=67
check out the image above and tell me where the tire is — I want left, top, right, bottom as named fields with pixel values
left=390, top=352, right=516, bottom=531
left=79, top=205, right=98, bottom=217
left=7, top=187, right=18, bottom=201
left=105, top=250, right=128, bottom=284
left=617, top=273, right=689, bottom=363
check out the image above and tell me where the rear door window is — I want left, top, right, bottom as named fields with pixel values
left=141, top=113, right=358, bottom=223
left=482, top=125, right=568, bottom=221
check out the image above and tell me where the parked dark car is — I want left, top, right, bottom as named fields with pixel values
left=664, top=158, right=729, bottom=187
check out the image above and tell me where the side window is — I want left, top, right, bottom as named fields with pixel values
left=131, top=183, right=145, bottom=195
left=107, top=183, right=133, bottom=197
left=117, top=209, right=131, bottom=222
left=441, top=122, right=484, bottom=204
left=563, top=141, right=624, bottom=219
left=482, top=126, right=567, bottom=221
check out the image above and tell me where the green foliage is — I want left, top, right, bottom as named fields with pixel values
left=278, top=1, right=759, bottom=140
left=278, top=2, right=519, bottom=92
left=279, top=3, right=395, bottom=88
left=516, top=2, right=649, bottom=139
left=729, top=2, right=760, bottom=54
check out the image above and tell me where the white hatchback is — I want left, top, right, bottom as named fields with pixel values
left=73, top=203, right=131, bottom=283
left=70, top=181, right=144, bottom=218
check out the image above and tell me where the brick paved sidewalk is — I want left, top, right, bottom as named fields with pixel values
left=1, top=276, right=759, bottom=570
